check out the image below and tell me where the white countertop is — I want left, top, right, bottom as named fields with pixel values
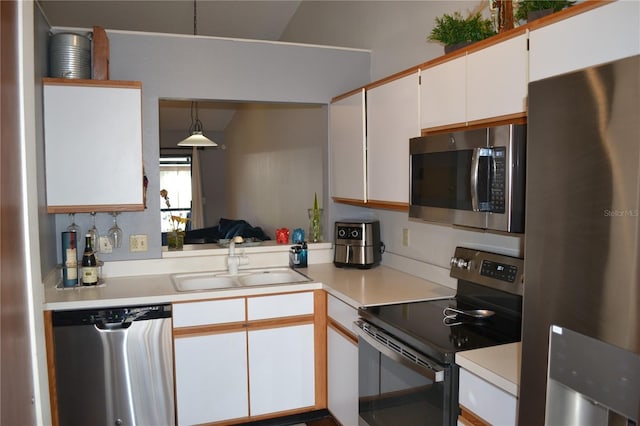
left=44, top=262, right=455, bottom=311
left=455, top=342, right=522, bottom=397
left=305, top=263, right=456, bottom=308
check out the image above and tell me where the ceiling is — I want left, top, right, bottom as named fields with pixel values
left=38, top=0, right=305, bottom=135
left=38, top=1, right=303, bottom=41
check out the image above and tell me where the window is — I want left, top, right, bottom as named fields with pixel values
left=160, top=156, right=192, bottom=232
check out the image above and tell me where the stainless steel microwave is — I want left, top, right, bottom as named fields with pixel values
left=409, top=124, right=526, bottom=233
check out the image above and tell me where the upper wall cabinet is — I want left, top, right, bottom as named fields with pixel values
left=420, top=32, right=528, bottom=132
left=330, top=89, right=367, bottom=203
left=420, top=55, right=466, bottom=129
left=43, top=78, right=144, bottom=213
left=366, top=71, right=420, bottom=206
left=466, top=33, right=529, bottom=123
left=529, top=1, right=640, bottom=82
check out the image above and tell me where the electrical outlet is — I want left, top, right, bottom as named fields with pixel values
left=129, top=234, right=148, bottom=252
left=402, top=228, right=410, bottom=247
left=99, top=236, right=113, bottom=253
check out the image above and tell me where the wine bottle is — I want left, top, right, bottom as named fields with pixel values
left=81, top=234, right=98, bottom=286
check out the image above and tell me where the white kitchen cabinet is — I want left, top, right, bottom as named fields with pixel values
left=458, top=368, right=516, bottom=426
left=327, top=295, right=359, bottom=426
left=173, top=292, right=318, bottom=424
left=173, top=298, right=248, bottom=425
left=174, top=332, right=249, bottom=425
left=366, top=72, right=420, bottom=205
left=420, top=56, right=466, bottom=129
left=420, top=32, right=528, bottom=131
left=330, top=89, right=366, bottom=202
left=248, top=324, right=316, bottom=416
left=466, top=33, right=529, bottom=122
left=42, top=78, right=144, bottom=213
left=529, top=1, right=640, bottom=82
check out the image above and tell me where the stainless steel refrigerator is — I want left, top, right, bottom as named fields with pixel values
left=520, top=55, right=640, bottom=425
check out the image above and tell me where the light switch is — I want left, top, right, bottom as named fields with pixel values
left=129, top=234, right=148, bottom=252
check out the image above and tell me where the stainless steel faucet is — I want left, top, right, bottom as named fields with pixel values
left=227, top=240, right=248, bottom=274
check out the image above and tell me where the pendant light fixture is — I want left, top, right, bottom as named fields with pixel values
left=177, top=0, right=218, bottom=147
left=177, top=101, right=218, bottom=147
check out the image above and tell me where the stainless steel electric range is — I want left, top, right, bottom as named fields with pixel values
left=354, top=247, right=524, bottom=426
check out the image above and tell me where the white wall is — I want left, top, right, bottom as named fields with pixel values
left=281, top=0, right=490, bottom=80
left=225, top=103, right=327, bottom=238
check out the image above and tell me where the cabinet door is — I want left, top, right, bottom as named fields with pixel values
left=328, top=327, right=358, bottom=426
left=529, top=1, right=640, bottom=82
left=466, top=34, right=529, bottom=122
left=174, top=332, right=248, bottom=425
left=367, top=72, right=420, bottom=204
left=247, top=292, right=314, bottom=321
left=43, top=80, right=143, bottom=213
left=173, top=298, right=245, bottom=327
left=420, top=56, right=466, bottom=129
left=248, top=324, right=316, bottom=416
left=330, top=90, right=367, bottom=201
left=458, top=368, right=516, bottom=426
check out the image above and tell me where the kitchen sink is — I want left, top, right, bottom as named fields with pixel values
left=236, top=269, right=310, bottom=287
left=171, top=268, right=311, bottom=292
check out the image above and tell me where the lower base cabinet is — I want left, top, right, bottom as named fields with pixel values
left=249, top=324, right=316, bottom=416
left=173, top=292, right=321, bottom=425
left=327, top=294, right=359, bottom=426
left=457, top=367, right=517, bottom=426
left=174, top=332, right=249, bottom=425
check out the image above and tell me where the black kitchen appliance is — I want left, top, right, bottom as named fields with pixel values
left=333, top=220, right=383, bottom=268
left=354, top=247, right=524, bottom=426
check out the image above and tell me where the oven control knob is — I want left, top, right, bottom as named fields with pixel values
left=450, top=257, right=471, bottom=270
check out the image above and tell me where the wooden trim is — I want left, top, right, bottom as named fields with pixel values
left=46, top=204, right=145, bottom=214
left=458, top=404, right=491, bottom=426
left=420, top=121, right=468, bottom=136
left=42, top=77, right=141, bottom=89
left=245, top=315, right=314, bottom=331
left=219, top=405, right=319, bottom=425
left=364, top=200, right=409, bottom=212
left=331, top=87, right=364, bottom=103
left=328, top=318, right=358, bottom=346
left=173, top=315, right=315, bottom=337
left=173, top=321, right=247, bottom=338
left=331, top=197, right=367, bottom=208
left=44, top=311, right=59, bottom=426
left=365, top=66, right=420, bottom=91
left=313, top=290, right=328, bottom=409
left=421, top=113, right=527, bottom=136
left=524, top=0, right=612, bottom=31
left=418, top=27, right=528, bottom=72
left=467, top=112, right=527, bottom=129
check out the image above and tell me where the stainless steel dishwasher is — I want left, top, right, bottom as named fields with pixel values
left=52, top=304, right=174, bottom=426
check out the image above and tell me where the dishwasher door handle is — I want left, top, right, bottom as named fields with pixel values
left=353, top=320, right=445, bottom=382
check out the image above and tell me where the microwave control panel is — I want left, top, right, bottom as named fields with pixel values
left=490, top=147, right=506, bottom=213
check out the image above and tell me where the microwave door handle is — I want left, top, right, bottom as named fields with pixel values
left=470, top=148, right=480, bottom=211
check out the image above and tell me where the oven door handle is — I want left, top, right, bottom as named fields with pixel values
left=353, top=320, right=445, bottom=383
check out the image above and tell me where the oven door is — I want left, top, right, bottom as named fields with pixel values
left=354, top=320, right=457, bottom=426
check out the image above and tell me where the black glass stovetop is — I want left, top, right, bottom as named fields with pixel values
left=359, top=290, right=522, bottom=365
